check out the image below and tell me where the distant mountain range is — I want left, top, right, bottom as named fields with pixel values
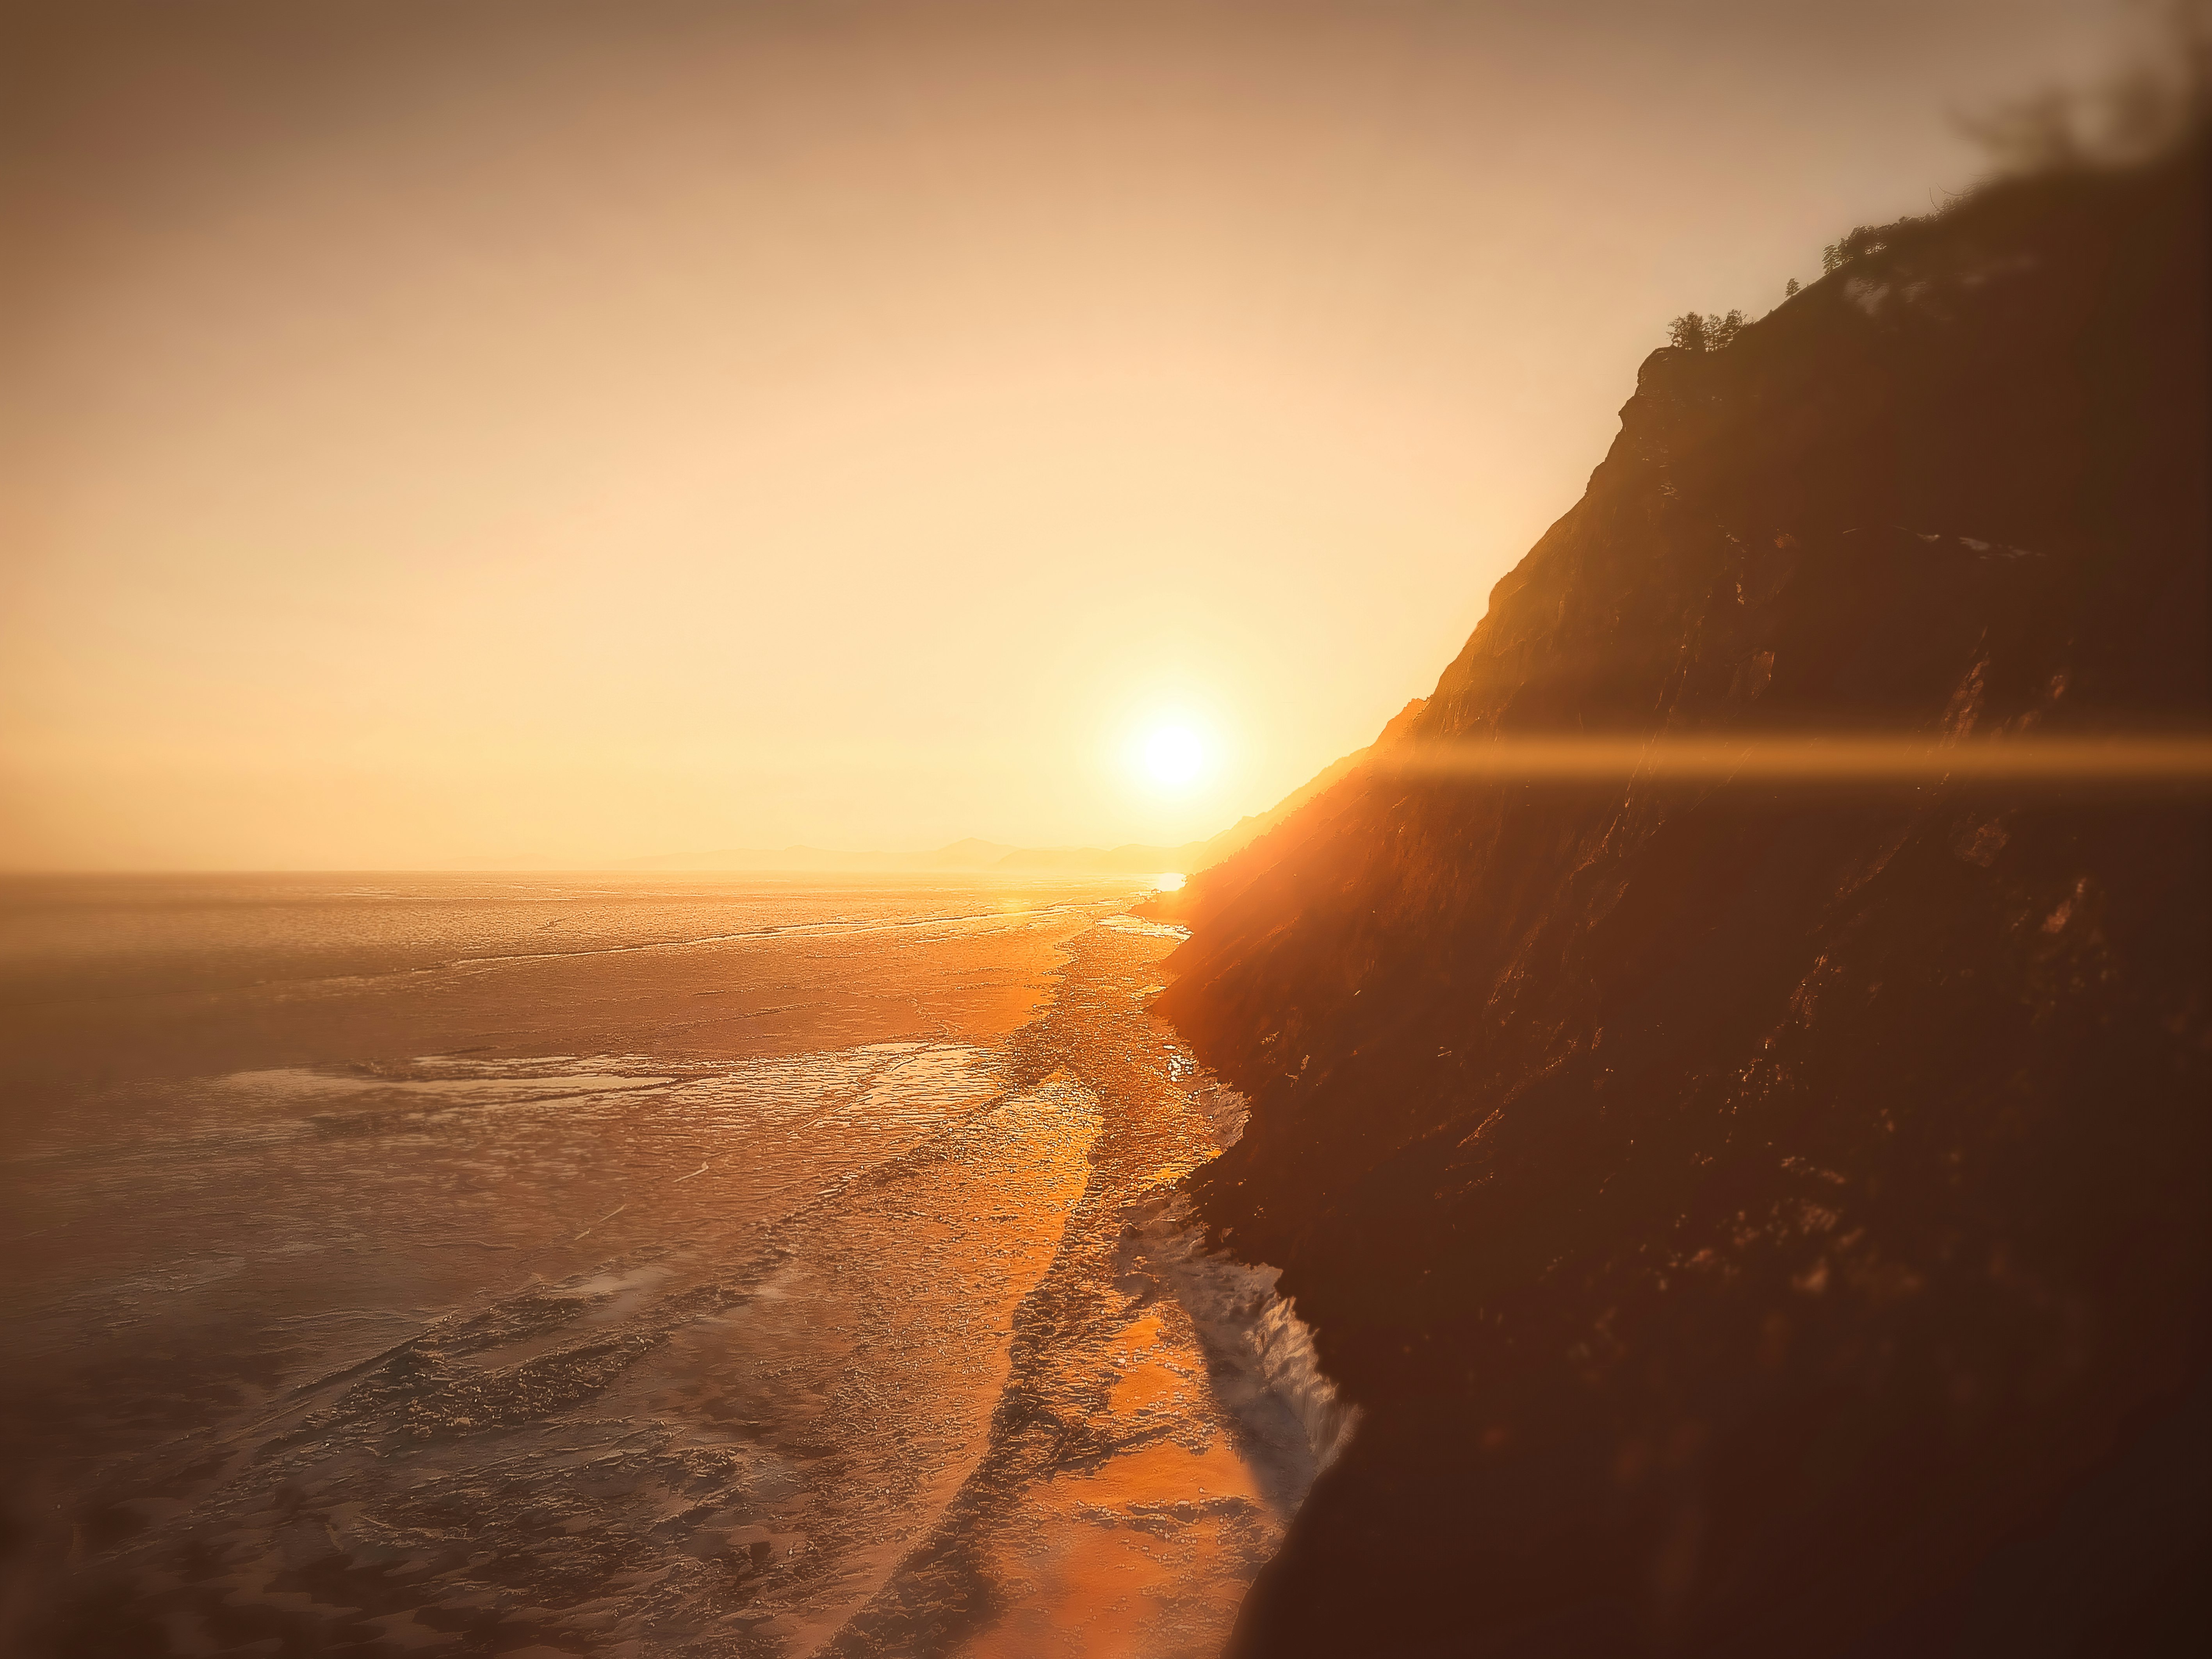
left=617, top=701, right=1425, bottom=877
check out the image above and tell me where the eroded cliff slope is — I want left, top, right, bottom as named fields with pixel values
left=1159, top=139, right=2209, bottom=1655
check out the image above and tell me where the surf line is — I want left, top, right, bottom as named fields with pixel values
left=572, top=1203, right=627, bottom=1243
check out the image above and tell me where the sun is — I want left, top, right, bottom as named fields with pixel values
left=1121, top=706, right=1224, bottom=798
left=1142, top=724, right=1207, bottom=789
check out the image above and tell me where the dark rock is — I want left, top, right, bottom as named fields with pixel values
left=1159, top=133, right=2211, bottom=1657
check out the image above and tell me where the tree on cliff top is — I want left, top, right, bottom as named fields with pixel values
left=1667, top=308, right=1747, bottom=352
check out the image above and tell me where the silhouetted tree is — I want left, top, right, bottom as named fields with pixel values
left=1784, top=276, right=1801, bottom=298
left=1824, top=225, right=1874, bottom=272
left=1670, top=309, right=1749, bottom=352
left=1958, top=1, right=2210, bottom=175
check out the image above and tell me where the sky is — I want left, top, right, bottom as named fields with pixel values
left=0, top=0, right=2151, bottom=869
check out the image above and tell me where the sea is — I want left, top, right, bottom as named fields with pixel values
left=0, top=872, right=1352, bottom=1658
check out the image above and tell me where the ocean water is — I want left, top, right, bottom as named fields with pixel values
left=0, top=874, right=1350, bottom=1657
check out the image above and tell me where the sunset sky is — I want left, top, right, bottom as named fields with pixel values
left=0, top=0, right=2144, bottom=869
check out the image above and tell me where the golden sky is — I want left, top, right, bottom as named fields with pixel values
left=0, top=0, right=2137, bottom=869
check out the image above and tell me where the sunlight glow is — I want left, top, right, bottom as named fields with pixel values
left=1142, top=725, right=1207, bottom=789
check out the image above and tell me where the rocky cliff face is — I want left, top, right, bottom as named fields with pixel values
left=1157, top=138, right=2209, bottom=1656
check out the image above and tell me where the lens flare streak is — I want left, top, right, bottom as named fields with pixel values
left=1375, top=734, right=2212, bottom=783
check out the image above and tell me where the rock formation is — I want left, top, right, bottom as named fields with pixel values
left=1155, top=134, right=2209, bottom=1655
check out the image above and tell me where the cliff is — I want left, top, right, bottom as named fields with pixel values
left=1157, top=136, right=2210, bottom=1655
